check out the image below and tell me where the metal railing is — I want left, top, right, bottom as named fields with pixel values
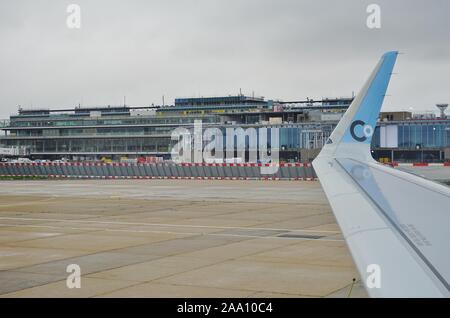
left=0, top=162, right=317, bottom=180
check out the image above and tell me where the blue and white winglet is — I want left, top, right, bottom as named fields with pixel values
left=313, top=51, right=450, bottom=298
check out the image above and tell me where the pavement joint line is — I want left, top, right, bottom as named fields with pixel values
left=0, top=257, right=165, bottom=297
left=151, top=281, right=322, bottom=298
left=0, top=233, right=197, bottom=276
left=91, top=282, right=260, bottom=298
left=0, top=223, right=344, bottom=242
left=240, top=211, right=335, bottom=231
left=0, top=194, right=327, bottom=207
left=0, top=217, right=341, bottom=234
left=98, top=235, right=338, bottom=298
left=74, top=202, right=198, bottom=221
left=170, top=209, right=332, bottom=229
left=1, top=231, right=255, bottom=295
left=89, top=238, right=308, bottom=298
left=0, top=225, right=97, bottom=244
left=0, top=273, right=68, bottom=296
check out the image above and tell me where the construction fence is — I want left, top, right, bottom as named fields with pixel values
left=0, top=162, right=318, bottom=181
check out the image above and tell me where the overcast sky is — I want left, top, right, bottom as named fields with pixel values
left=0, top=0, right=449, bottom=118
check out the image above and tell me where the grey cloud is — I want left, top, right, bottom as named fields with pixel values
left=0, top=0, right=449, bottom=117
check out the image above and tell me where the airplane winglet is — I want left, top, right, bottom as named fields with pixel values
left=317, top=51, right=398, bottom=161
left=312, top=52, right=450, bottom=298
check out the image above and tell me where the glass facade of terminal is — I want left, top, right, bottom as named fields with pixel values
left=372, top=122, right=450, bottom=149
left=1, top=119, right=450, bottom=160
left=7, top=115, right=219, bottom=128
left=0, top=117, right=335, bottom=158
left=1, top=98, right=449, bottom=162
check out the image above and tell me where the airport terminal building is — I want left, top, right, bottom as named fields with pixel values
left=0, top=96, right=449, bottom=163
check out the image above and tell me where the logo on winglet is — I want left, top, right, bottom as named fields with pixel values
left=350, top=120, right=374, bottom=142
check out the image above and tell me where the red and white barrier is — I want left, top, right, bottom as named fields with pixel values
left=390, top=162, right=450, bottom=167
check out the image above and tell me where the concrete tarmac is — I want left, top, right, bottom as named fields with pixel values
left=396, top=166, right=450, bottom=182
left=0, top=180, right=367, bottom=298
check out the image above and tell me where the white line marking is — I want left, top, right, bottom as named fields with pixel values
left=0, top=223, right=344, bottom=242
left=0, top=217, right=340, bottom=234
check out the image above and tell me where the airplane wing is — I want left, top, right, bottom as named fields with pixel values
left=312, top=51, right=450, bottom=298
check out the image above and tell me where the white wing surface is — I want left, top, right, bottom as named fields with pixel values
left=313, top=51, right=450, bottom=298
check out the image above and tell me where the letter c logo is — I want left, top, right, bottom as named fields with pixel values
left=350, top=120, right=373, bottom=142
left=350, top=120, right=367, bottom=142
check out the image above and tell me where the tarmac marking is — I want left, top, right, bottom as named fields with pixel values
left=0, top=216, right=340, bottom=234
left=0, top=222, right=343, bottom=242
